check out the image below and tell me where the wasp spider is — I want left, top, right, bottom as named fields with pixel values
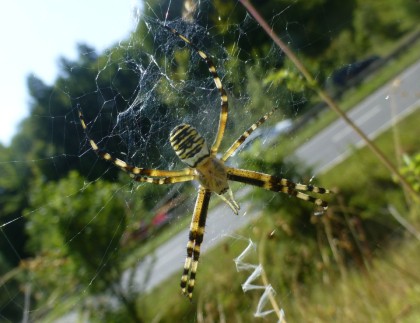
left=78, top=24, right=331, bottom=300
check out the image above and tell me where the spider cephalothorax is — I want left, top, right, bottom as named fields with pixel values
left=79, top=23, right=331, bottom=300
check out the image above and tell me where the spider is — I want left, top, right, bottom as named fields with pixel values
left=78, top=24, right=331, bottom=300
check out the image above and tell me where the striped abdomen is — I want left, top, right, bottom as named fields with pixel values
left=170, top=124, right=210, bottom=167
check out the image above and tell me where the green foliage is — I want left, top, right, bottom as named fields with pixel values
left=24, top=171, right=127, bottom=298
left=264, top=67, right=307, bottom=93
left=400, top=153, right=420, bottom=193
left=0, top=145, right=29, bottom=220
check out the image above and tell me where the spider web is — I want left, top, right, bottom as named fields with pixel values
left=2, top=0, right=414, bottom=321
left=73, top=14, right=298, bottom=319
left=0, top=3, right=328, bottom=321
left=78, top=17, right=293, bottom=173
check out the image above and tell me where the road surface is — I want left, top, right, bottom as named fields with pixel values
left=295, top=60, right=420, bottom=173
left=121, top=59, right=420, bottom=295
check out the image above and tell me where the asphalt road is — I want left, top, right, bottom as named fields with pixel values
left=295, top=59, right=420, bottom=174
left=121, top=59, right=420, bottom=295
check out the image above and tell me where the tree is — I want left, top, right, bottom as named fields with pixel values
left=22, top=171, right=141, bottom=320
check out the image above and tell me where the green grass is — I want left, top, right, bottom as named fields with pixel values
left=286, top=236, right=420, bottom=322
left=137, top=107, right=420, bottom=322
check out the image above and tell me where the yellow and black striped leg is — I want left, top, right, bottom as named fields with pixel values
left=78, top=108, right=192, bottom=177
left=180, top=186, right=211, bottom=300
left=226, top=167, right=330, bottom=208
left=221, top=108, right=277, bottom=162
left=162, top=25, right=228, bottom=155
left=131, top=174, right=196, bottom=185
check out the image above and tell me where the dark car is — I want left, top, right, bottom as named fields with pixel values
left=331, top=55, right=381, bottom=87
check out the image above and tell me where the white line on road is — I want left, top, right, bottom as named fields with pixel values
left=320, top=100, right=420, bottom=173
left=332, top=105, right=381, bottom=142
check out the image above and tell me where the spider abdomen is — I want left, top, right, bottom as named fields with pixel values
left=170, top=124, right=210, bottom=168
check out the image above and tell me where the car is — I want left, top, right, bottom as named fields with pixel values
left=330, top=55, right=381, bottom=88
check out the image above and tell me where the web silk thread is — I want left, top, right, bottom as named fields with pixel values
left=233, top=237, right=285, bottom=321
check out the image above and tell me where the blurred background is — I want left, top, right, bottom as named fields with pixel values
left=1, top=0, right=420, bottom=322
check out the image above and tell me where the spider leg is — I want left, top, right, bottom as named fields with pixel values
left=78, top=108, right=192, bottom=177
left=163, top=25, right=228, bottom=155
left=180, top=186, right=211, bottom=300
left=221, top=108, right=277, bottom=162
left=226, top=167, right=330, bottom=208
left=130, top=174, right=196, bottom=185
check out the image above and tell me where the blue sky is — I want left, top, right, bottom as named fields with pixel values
left=0, top=1, right=141, bottom=145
